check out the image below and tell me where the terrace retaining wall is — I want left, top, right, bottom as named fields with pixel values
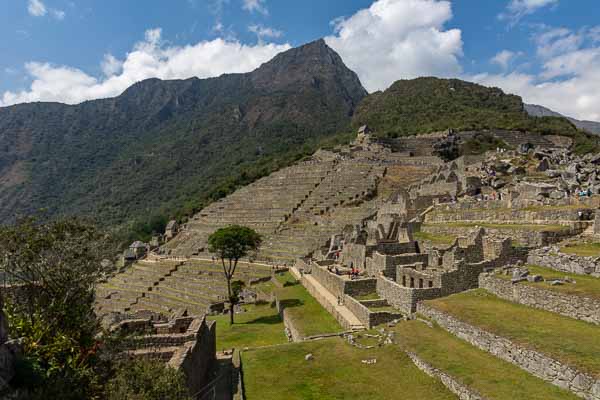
left=479, top=274, right=600, bottom=325
left=405, top=351, right=487, bottom=400
left=528, top=249, right=600, bottom=277
left=418, top=304, right=600, bottom=400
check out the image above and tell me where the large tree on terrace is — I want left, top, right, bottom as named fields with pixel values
left=208, top=225, right=262, bottom=325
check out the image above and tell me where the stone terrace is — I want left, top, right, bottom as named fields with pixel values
left=95, top=259, right=272, bottom=317
left=165, top=138, right=442, bottom=263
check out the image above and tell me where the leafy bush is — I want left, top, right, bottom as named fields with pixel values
left=0, top=217, right=115, bottom=399
left=105, top=359, right=191, bottom=400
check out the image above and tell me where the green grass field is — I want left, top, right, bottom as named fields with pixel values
left=207, top=303, right=287, bottom=351
left=242, top=337, right=457, bottom=400
left=561, top=242, right=600, bottom=257
left=275, top=273, right=342, bottom=337
left=393, top=320, right=579, bottom=400
left=426, top=290, right=600, bottom=377
left=494, top=265, right=600, bottom=299
left=414, top=231, right=457, bottom=245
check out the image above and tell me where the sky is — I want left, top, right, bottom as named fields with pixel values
left=1, top=0, right=599, bottom=121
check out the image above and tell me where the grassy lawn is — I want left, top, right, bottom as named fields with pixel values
left=253, top=279, right=277, bottom=295
left=426, top=290, right=600, bottom=377
left=242, top=337, right=457, bottom=400
left=352, top=292, right=380, bottom=301
left=424, top=222, right=569, bottom=232
left=275, top=273, right=342, bottom=337
left=207, top=303, right=287, bottom=351
left=561, top=242, right=600, bottom=257
left=393, top=320, right=578, bottom=400
left=414, top=231, right=456, bottom=245
left=494, top=265, right=600, bottom=300
left=274, top=270, right=298, bottom=286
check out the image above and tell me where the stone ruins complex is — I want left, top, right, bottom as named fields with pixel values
left=95, top=127, right=600, bottom=399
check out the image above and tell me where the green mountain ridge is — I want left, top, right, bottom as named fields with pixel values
left=353, top=77, right=578, bottom=137
left=1, top=43, right=597, bottom=239
left=0, top=39, right=366, bottom=235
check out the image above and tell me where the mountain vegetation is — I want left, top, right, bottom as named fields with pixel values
left=2, top=44, right=599, bottom=240
left=525, top=103, right=600, bottom=135
left=352, top=77, right=600, bottom=154
left=0, top=40, right=366, bottom=238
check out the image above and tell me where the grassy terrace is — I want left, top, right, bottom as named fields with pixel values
left=426, top=290, right=600, bottom=377
left=414, top=231, right=456, bottom=245
left=424, top=222, right=569, bottom=232
left=430, top=204, right=586, bottom=216
left=495, top=265, right=600, bottom=300
left=392, top=320, right=578, bottom=400
left=242, top=337, right=457, bottom=400
left=561, top=242, right=600, bottom=257
left=207, top=303, right=287, bottom=351
left=275, top=272, right=342, bottom=337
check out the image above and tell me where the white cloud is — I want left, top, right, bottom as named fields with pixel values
left=491, top=50, right=519, bottom=70
left=472, top=25, right=600, bottom=121
left=101, top=54, right=123, bottom=77
left=27, top=0, right=66, bottom=20
left=249, top=24, right=283, bottom=42
left=500, top=0, right=559, bottom=24
left=1, top=28, right=290, bottom=107
left=51, top=9, right=66, bottom=20
left=28, top=0, right=47, bottom=17
left=325, top=0, right=463, bottom=92
left=243, top=0, right=268, bottom=15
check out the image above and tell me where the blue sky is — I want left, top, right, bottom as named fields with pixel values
left=1, top=0, right=599, bottom=121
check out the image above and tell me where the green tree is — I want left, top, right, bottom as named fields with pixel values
left=0, top=217, right=115, bottom=399
left=207, top=226, right=262, bottom=324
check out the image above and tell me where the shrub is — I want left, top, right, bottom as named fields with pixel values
left=105, top=359, right=191, bottom=400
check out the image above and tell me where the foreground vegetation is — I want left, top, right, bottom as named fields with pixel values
left=242, top=337, right=456, bottom=400
left=0, top=218, right=190, bottom=399
left=393, top=320, right=579, bottom=400
left=426, top=290, right=600, bottom=377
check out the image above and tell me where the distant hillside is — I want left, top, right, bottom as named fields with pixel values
left=0, top=39, right=366, bottom=235
left=352, top=77, right=579, bottom=137
left=525, top=104, right=600, bottom=135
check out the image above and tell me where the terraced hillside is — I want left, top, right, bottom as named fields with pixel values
left=164, top=141, right=440, bottom=263
left=95, top=259, right=272, bottom=317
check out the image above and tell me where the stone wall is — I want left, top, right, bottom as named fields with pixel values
left=405, top=351, right=486, bottom=400
left=528, top=249, right=600, bottom=277
left=343, top=295, right=402, bottom=329
left=168, top=318, right=217, bottom=395
left=423, top=224, right=572, bottom=248
left=376, top=277, right=441, bottom=313
left=479, top=274, right=600, bottom=325
left=418, top=304, right=600, bottom=400
left=309, top=265, right=377, bottom=298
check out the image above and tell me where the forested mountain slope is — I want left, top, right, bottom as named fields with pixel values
left=0, top=39, right=366, bottom=233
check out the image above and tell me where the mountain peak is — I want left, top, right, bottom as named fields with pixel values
left=251, top=38, right=367, bottom=99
